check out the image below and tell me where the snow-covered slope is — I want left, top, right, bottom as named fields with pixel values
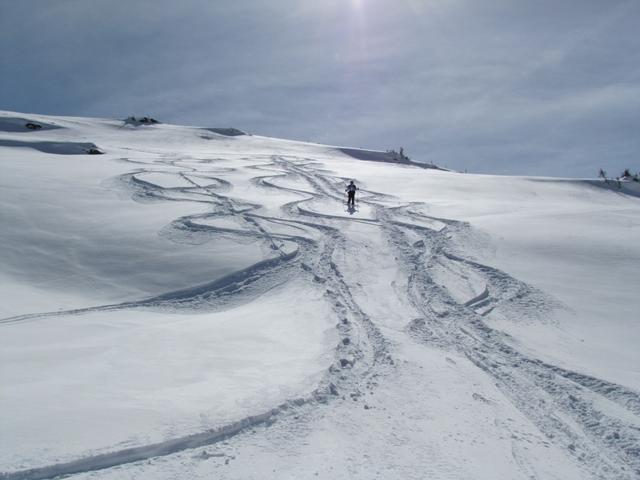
left=1, top=111, right=639, bottom=480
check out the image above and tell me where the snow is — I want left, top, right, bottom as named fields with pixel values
left=1, top=110, right=639, bottom=480
left=0, top=149, right=268, bottom=317
left=2, top=281, right=334, bottom=471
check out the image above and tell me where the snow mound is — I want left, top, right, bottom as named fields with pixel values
left=598, top=178, right=640, bottom=198
left=338, top=146, right=442, bottom=169
left=202, top=127, right=248, bottom=136
left=0, top=139, right=101, bottom=155
left=0, top=116, right=63, bottom=132
left=531, top=177, right=640, bottom=199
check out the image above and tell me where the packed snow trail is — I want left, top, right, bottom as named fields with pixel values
left=1, top=112, right=639, bottom=479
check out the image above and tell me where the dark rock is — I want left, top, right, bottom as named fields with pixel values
left=124, top=116, right=161, bottom=126
left=340, top=358, right=352, bottom=368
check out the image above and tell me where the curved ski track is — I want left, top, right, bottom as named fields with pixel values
left=1, top=155, right=638, bottom=480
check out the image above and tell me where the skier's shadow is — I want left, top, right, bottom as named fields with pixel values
left=347, top=204, right=357, bottom=215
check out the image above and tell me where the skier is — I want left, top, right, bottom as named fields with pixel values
left=345, top=180, right=358, bottom=207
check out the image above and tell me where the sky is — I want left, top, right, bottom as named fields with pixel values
left=1, top=0, right=639, bottom=176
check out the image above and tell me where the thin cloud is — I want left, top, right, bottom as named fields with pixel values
left=1, top=0, right=638, bottom=176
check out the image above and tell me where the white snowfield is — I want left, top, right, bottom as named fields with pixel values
left=1, top=111, right=639, bottom=480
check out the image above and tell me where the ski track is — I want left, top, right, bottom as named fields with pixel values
left=2, top=154, right=639, bottom=480
left=380, top=210, right=640, bottom=479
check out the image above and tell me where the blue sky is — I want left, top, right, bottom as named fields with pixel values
left=1, top=0, right=638, bottom=176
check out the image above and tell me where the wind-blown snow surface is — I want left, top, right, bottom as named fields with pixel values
left=1, top=111, right=639, bottom=480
